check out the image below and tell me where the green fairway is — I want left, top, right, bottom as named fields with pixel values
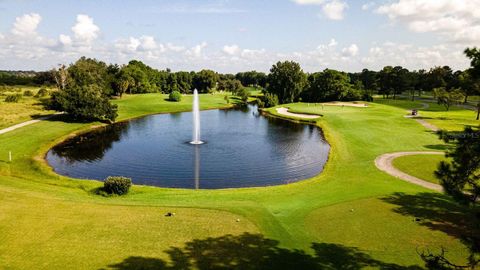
left=0, top=93, right=477, bottom=269
left=393, top=154, right=447, bottom=184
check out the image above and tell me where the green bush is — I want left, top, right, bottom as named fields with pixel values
left=4, top=94, right=22, bottom=103
left=103, top=176, right=132, bottom=195
left=264, top=93, right=279, bottom=107
left=23, top=90, right=34, bottom=96
left=35, top=88, right=49, bottom=98
left=238, top=87, right=249, bottom=103
left=169, top=91, right=182, bottom=102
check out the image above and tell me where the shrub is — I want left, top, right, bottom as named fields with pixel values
left=264, top=93, right=279, bottom=108
left=35, top=88, right=49, bottom=98
left=256, top=99, right=265, bottom=108
left=169, top=90, right=182, bottom=102
left=237, top=87, right=249, bottom=103
left=23, top=90, right=34, bottom=96
left=4, top=94, right=22, bottom=103
left=103, top=176, right=132, bottom=195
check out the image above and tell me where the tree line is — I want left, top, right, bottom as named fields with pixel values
left=14, top=47, right=478, bottom=122
left=264, top=59, right=479, bottom=106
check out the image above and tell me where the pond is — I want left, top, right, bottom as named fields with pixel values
left=46, top=105, right=330, bottom=189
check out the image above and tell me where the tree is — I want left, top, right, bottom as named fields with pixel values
left=464, top=47, right=480, bottom=120
left=50, top=57, right=118, bottom=122
left=237, top=87, right=250, bottom=104
left=52, top=84, right=118, bottom=122
left=121, top=60, right=161, bottom=93
left=193, top=69, right=219, bottom=93
left=359, top=69, right=377, bottom=90
left=464, top=48, right=480, bottom=79
left=218, top=79, right=243, bottom=95
left=235, top=71, right=267, bottom=88
left=263, top=92, right=279, bottom=107
left=457, top=70, right=479, bottom=104
left=302, top=69, right=360, bottom=102
left=427, top=127, right=480, bottom=269
left=266, top=61, right=306, bottom=104
left=175, top=71, right=193, bottom=94
left=390, top=66, right=411, bottom=99
left=67, top=57, right=113, bottom=95
left=378, top=66, right=394, bottom=98
left=436, top=127, right=480, bottom=205
left=52, top=64, right=68, bottom=90
left=433, top=88, right=465, bottom=111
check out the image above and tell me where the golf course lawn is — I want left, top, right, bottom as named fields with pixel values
left=392, top=154, right=447, bottom=184
left=0, top=94, right=477, bottom=269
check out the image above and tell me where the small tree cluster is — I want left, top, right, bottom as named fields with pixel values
left=218, top=79, right=243, bottom=95
left=52, top=84, right=118, bottom=122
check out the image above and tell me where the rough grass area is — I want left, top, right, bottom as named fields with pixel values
left=0, top=93, right=477, bottom=269
left=393, top=154, right=447, bottom=184
left=0, top=86, right=56, bottom=129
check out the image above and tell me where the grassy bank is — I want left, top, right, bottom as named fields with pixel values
left=0, top=94, right=477, bottom=269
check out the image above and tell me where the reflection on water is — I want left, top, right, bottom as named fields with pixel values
left=47, top=105, right=330, bottom=189
left=194, top=145, right=200, bottom=189
left=51, top=123, right=130, bottom=163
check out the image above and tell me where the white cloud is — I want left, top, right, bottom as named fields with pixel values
left=59, top=34, right=72, bottom=46
left=154, top=2, right=245, bottom=14
left=342, top=44, right=359, bottom=57
left=376, top=0, right=480, bottom=43
left=139, top=36, right=157, bottom=51
left=328, top=38, right=338, bottom=47
left=322, top=0, right=348, bottom=20
left=12, top=13, right=41, bottom=36
left=361, top=2, right=376, bottom=11
left=292, top=0, right=347, bottom=20
left=223, top=44, right=240, bottom=55
left=186, top=42, right=207, bottom=58
left=166, top=43, right=185, bottom=52
left=292, top=0, right=326, bottom=5
left=0, top=13, right=472, bottom=73
left=72, top=14, right=100, bottom=43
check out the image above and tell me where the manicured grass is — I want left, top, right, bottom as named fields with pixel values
left=113, top=93, right=233, bottom=121
left=393, top=154, right=447, bottom=184
left=0, top=93, right=476, bottom=269
left=374, top=97, right=479, bottom=131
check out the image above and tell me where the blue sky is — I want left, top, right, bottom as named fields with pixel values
left=0, top=0, right=478, bottom=72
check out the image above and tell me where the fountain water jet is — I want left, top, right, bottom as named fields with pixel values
left=190, top=89, right=204, bottom=145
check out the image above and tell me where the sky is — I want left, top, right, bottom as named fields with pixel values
left=0, top=0, right=479, bottom=73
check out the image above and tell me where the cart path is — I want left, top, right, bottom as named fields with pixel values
left=374, top=151, right=444, bottom=192
left=0, top=113, right=62, bottom=135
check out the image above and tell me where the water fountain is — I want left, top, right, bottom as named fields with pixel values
left=190, top=89, right=204, bottom=145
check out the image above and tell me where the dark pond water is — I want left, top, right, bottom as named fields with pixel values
left=46, top=105, right=329, bottom=189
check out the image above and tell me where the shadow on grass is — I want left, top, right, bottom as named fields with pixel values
left=30, top=113, right=99, bottom=124
left=423, top=144, right=450, bottom=151
left=381, top=192, right=479, bottom=254
left=102, top=233, right=422, bottom=270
